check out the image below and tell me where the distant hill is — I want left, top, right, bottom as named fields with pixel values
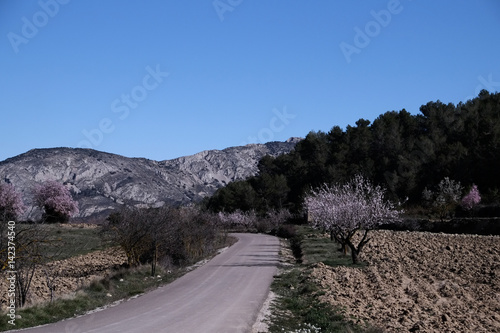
left=0, top=138, right=301, bottom=220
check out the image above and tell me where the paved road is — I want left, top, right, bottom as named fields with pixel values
left=15, top=233, right=279, bottom=333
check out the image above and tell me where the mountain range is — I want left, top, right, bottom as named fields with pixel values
left=0, top=139, right=301, bottom=221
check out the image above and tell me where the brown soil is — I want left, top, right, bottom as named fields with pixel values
left=310, top=230, right=500, bottom=333
left=0, top=247, right=127, bottom=309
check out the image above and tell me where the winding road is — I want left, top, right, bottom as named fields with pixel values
left=15, top=233, right=279, bottom=333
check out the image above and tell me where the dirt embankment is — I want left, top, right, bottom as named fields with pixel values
left=310, top=230, right=500, bottom=333
left=1, top=247, right=127, bottom=309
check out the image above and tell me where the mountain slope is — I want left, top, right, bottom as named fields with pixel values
left=0, top=139, right=300, bottom=220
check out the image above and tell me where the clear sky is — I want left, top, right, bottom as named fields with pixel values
left=1, top=0, right=499, bottom=162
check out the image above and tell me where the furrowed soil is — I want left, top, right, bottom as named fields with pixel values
left=0, top=247, right=127, bottom=309
left=310, top=230, right=500, bottom=333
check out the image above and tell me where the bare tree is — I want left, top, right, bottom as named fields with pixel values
left=12, top=224, right=48, bottom=307
left=103, top=207, right=155, bottom=267
left=102, top=205, right=222, bottom=276
left=42, top=266, right=56, bottom=303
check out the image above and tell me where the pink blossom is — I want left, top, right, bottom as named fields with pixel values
left=33, top=180, right=79, bottom=221
left=304, top=175, right=401, bottom=263
left=461, top=184, right=481, bottom=210
left=305, top=175, right=400, bottom=234
left=218, top=210, right=257, bottom=230
left=0, top=183, right=25, bottom=220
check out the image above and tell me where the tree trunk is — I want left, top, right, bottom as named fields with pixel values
left=349, top=245, right=359, bottom=264
left=332, top=231, right=349, bottom=255
left=43, top=268, right=55, bottom=303
left=151, top=243, right=157, bottom=276
left=346, top=229, right=371, bottom=264
left=16, top=265, right=36, bottom=308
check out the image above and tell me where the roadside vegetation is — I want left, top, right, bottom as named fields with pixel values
left=267, top=225, right=384, bottom=333
left=0, top=265, right=179, bottom=331
left=0, top=206, right=236, bottom=331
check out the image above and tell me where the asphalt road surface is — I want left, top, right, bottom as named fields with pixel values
left=14, top=233, right=279, bottom=333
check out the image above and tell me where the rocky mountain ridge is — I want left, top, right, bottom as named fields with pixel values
left=0, top=139, right=301, bottom=220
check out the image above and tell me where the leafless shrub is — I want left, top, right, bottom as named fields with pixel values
left=102, top=205, right=222, bottom=275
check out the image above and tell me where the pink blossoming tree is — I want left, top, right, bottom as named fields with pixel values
left=461, top=184, right=481, bottom=211
left=304, top=175, right=401, bottom=264
left=33, top=180, right=79, bottom=223
left=0, top=183, right=25, bottom=221
left=218, top=209, right=257, bottom=231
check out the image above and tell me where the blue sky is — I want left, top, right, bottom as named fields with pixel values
left=1, top=0, right=499, bottom=162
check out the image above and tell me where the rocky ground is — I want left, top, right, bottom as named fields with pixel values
left=0, top=247, right=127, bottom=309
left=310, top=230, right=500, bottom=333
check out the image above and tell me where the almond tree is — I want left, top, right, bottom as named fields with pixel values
left=305, top=175, right=401, bottom=264
left=0, top=183, right=25, bottom=221
left=14, top=226, right=44, bottom=307
left=1, top=183, right=64, bottom=307
left=218, top=210, right=257, bottom=231
left=422, top=177, right=463, bottom=220
left=265, top=208, right=292, bottom=231
left=461, top=184, right=481, bottom=211
left=33, top=180, right=79, bottom=222
left=0, top=183, right=26, bottom=278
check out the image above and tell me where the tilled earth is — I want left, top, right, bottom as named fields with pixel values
left=310, top=230, right=500, bottom=333
left=0, top=247, right=127, bottom=309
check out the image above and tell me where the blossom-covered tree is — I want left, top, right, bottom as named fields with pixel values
left=422, top=177, right=463, bottom=220
left=218, top=210, right=257, bottom=231
left=33, top=180, right=78, bottom=222
left=0, top=183, right=25, bottom=221
left=265, top=209, right=292, bottom=231
left=304, top=175, right=401, bottom=264
left=461, top=184, right=481, bottom=211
